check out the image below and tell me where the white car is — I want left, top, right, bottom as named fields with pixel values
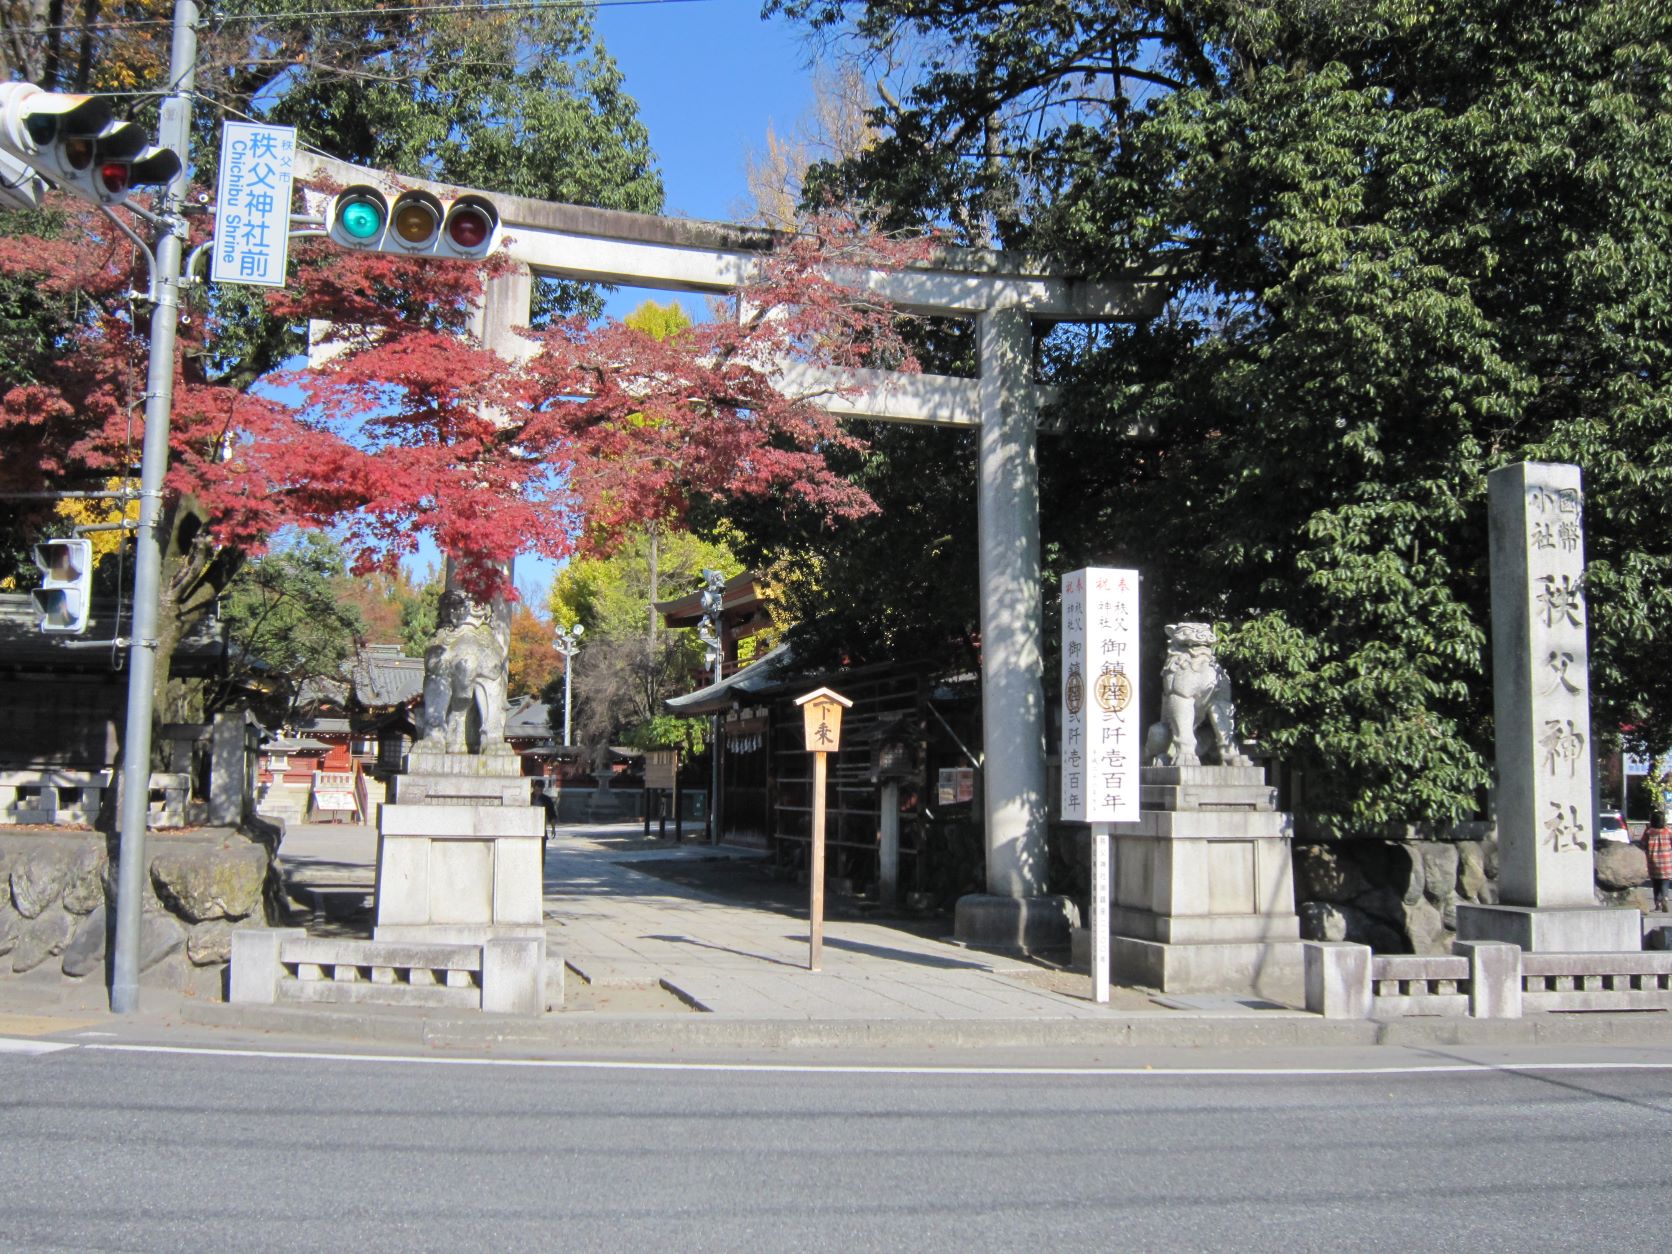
left=1597, top=811, right=1630, bottom=843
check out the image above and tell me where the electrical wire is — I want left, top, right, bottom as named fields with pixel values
left=3, top=0, right=710, bottom=38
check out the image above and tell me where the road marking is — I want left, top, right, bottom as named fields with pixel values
left=0, top=1037, right=78, bottom=1056
left=81, top=1043, right=1672, bottom=1078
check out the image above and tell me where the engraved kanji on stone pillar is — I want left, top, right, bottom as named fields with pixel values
left=1489, top=462, right=1595, bottom=907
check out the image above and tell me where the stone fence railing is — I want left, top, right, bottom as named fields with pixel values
left=230, top=928, right=552, bottom=1014
left=1304, top=939, right=1672, bottom=1020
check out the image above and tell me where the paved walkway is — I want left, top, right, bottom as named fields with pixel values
left=544, top=828, right=1149, bottom=1020
left=281, top=820, right=1177, bottom=1021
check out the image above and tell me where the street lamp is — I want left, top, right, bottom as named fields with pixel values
left=554, top=622, right=584, bottom=747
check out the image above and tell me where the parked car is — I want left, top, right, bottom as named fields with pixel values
left=1597, top=811, right=1630, bottom=843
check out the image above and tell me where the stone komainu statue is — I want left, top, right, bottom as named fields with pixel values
left=1142, top=622, right=1250, bottom=768
left=418, top=590, right=508, bottom=755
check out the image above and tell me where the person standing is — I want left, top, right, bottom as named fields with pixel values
left=1642, top=810, right=1672, bottom=914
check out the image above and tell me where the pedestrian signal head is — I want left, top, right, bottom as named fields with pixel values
left=31, top=537, right=92, bottom=634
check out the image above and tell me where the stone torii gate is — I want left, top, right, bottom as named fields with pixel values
left=297, top=153, right=1160, bottom=950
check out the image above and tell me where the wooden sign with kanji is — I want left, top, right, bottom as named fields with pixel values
left=796, top=687, right=852, bottom=754
left=793, top=686, right=851, bottom=971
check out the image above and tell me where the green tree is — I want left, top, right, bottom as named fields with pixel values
left=212, top=532, right=364, bottom=726
left=397, top=574, right=445, bottom=659
left=547, top=525, right=739, bottom=750
left=778, top=0, right=1672, bottom=836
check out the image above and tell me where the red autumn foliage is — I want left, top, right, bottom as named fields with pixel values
left=1, top=190, right=930, bottom=601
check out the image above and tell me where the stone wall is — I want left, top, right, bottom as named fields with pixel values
left=1293, top=831, right=1498, bottom=954
left=1296, top=825, right=1658, bottom=953
left=0, top=828, right=277, bottom=998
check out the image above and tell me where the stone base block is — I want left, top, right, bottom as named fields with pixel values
left=1112, top=907, right=1301, bottom=946
left=1453, top=940, right=1523, bottom=1018
left=1141, top=764, right=1266, bottom=788
left=1113, top=935, right=1304, bottom=1003
left=374, top=922, right=545, bottom=946
left=481, top=937, right=545, bottom=1015
left=389, top=776, right=531, bottom=807
left=952, top=893, right=1076, bottom=954
left=375, top=804, right=544, bottom=934
left=546, top=951, right=565, bottom=1011
left=229, top=927, right=306, bottom=1005
left=1111, top=809, right=1291, bottom=840
left=1455, top=902, right=1642, bottom=952
left=1303, top=941, right=1372, bottom=1018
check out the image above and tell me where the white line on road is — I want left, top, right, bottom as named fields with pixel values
left=77, top=1042, right=1672, bottom=1079
left=0, top=1037, right=77, bottom=1056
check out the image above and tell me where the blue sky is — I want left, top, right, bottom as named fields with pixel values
left=495, top=0, right=822, bottom=604
left=588, top=0, right=818, bottom=326
left=598, top=0, right=818, bottom=223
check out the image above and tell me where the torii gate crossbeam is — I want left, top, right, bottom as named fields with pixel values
left=297, top=154, right=1161, bottom=951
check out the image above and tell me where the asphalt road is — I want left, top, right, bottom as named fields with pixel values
left=3, top=1041, right=1671, bottom=1251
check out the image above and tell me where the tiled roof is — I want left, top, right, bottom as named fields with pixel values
left=350, top=644, right=425, bottom=708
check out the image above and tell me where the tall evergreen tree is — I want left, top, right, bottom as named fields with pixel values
left=774, top=0, right=1672, bottom=834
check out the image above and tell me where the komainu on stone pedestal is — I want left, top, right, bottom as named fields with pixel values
left=417, top=590, right=509, bottom=756
left=1141, top=622, right=1250, bottom=767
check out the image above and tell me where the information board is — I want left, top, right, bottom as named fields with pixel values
left=1060, top=566, right=1141, bottom=824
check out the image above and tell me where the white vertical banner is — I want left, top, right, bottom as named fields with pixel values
left=1090, top=824, right=1111, bottom=1003
left=211, top=122, right=297, bottom=288
left=1061, top=567, right=1141, bottom=823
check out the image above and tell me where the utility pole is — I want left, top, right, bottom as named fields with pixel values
left=110, top=0, right=197, bottom=1014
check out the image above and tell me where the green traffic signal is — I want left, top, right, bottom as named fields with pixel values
left=339, top=196, right=384, bottom=240
left=326, top=184, right=499, bottom=259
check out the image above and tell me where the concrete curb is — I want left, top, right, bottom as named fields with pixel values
left=168, top=999, right=1672, bottom=1054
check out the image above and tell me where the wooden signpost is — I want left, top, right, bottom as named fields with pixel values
left=796, top=686, right=852, bottom=971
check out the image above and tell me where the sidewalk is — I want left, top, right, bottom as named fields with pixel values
left=178, top=819, right=1663, bottom=1052
left=8, top=820, right=1671, bottom=1053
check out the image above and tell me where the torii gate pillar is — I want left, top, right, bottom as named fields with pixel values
left=953, top=305, right=1076, bottom=954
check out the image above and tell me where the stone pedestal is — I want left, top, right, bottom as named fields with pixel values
left=1454, top=902, right=1641, bottom=953
left=373, top=802, right=545, bottom=945
left=391, top=742, right=530, bottom=807
left=373, top=744, right=550, bottom=1009
left=1108, top=764, right=1303, bottom=1000
left=953, top=893, right=1076, bottom=955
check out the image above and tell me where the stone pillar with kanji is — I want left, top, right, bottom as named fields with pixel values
left=1457, top=461, right=1641, bottom=952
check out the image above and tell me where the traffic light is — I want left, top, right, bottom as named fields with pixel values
left=699, top=569, right=726, bottom=621
left=0, top=82, right=179, bottom=206
left=31, top=537, right=92, bottom=634
left=325, top=184, right=500, bottom=259
left=0, top=147, right=44, bottom=211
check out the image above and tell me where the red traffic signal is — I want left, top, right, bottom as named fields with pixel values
left=0, top=83, right=178, bottom=205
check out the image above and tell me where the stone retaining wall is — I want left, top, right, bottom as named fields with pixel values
left=0, top=827, right=277, bottom=999
left=1295, top=825, right=1655, bottom=953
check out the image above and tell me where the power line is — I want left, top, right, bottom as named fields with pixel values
left=3, top=0, right=709, bottom=39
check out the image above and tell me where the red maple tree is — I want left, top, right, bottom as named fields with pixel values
left=2, top=192, right=928, bottom=624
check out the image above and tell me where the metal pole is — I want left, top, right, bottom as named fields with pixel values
left=563, top=650, right=573, bottom=746
left=708, top=653, right=721, bottom=845
left=111, top=0, right=197, bottom=1014
left=878, top=778, right=900, bottom=911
